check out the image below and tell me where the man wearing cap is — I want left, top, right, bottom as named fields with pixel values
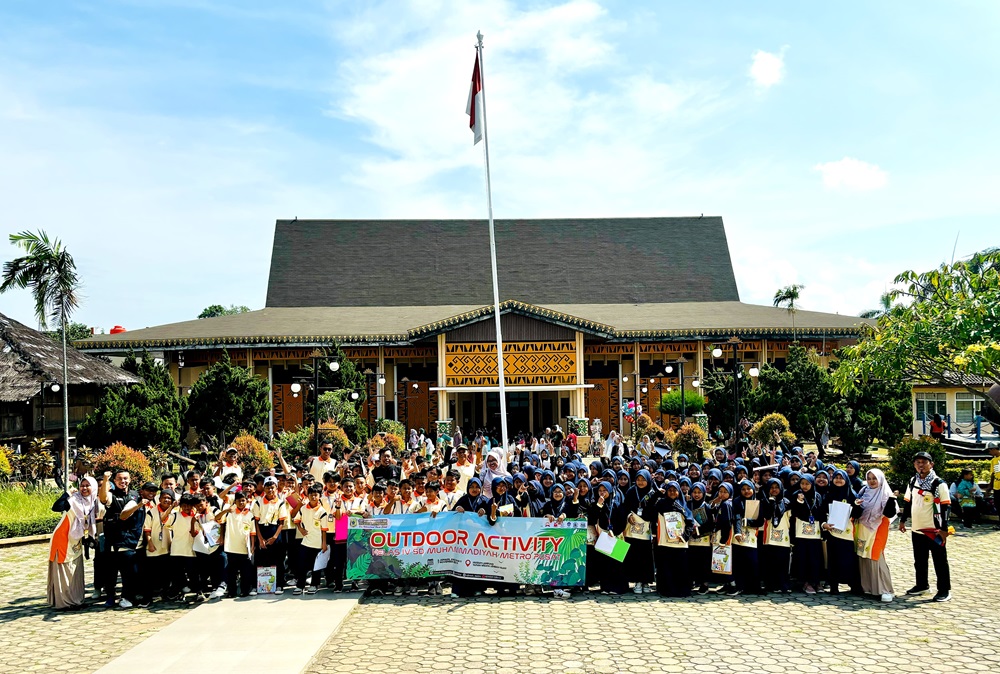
left=214, top=447, right=243, bottom=484
left=899, top=451, right=952, bottom=602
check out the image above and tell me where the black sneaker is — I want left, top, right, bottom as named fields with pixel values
left=726, top=587, right=742, bottom=597
left=933, top=591, right=952, bottom=602
left=696, top=585, right=709, bottom=595
left=906, top=586, right=930, bottom=595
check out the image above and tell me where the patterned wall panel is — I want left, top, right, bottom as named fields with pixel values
left=396, top=381, right=437, bottom=434
left=585, top=377, right=620, bottom=436
left=584, top=344, right=634, bottom=356
left=445, top=341, right=577, bottom=387
left=272, top=384, right=304, bottom=433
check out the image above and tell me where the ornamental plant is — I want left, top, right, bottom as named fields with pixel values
left=92, top=442, right=153, bottom=484
left=0, top=446, right=12, bottom=480
left=658, top=390, right=706, bottom=416
left=672, top=423, right=708, bottom=461
left=230, top=431, right=274, bottom=475
left=749, top=413, right=795, bottom=448
left=886, top=436, right=948, bottom=490
left=367, top=432, right=405, bottom=457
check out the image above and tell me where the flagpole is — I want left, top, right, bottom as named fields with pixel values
left=476, top=30, right=509, bottom=455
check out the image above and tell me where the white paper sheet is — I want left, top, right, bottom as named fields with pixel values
left=827, top=500, right=852, bottom=532
left=595, top=531, right=617, bottom=555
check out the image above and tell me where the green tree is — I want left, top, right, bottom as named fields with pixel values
left=700, top=368, right=754, bottom=435
left=198, top=304, right=251, bottom=319
left=1, top=231, right=81, bottom=483
left=186, top=350, right=269, bottom=446
left=302, top=344, right=368, bottom=446
left=657, top=389, right=706, bottom=416
left=45, top=321, right=92, bottom=343
left=753, top=344, right=842, bottom=455
left=828, top=366, right=912, bottom=457
left=773, top=284, right=805, bottom=340
left=77, top=351, right=186, bottom=452
left=833, top=248, right=1000, bottom=418
left=858, top=292, right=895, bottom=320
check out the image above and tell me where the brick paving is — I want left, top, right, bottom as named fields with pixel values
left=307, top=528, right=1000, bottom=674
left=2, top=527, right=998, bottom=674
left=0, top=544, right=186, bottom=672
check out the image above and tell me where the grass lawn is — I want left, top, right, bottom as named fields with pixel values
left=0, top=486, right=61, bottom=539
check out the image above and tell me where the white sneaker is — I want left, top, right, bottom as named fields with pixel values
left=881, top=593, right=894, bottom=603
left=553, top=589, right=570, bottom=599
left=641, top=585, right=653, bottom=594
left=118, top=598, right=133, bottom=609
left=209, top=587, right=225, bottom=600
left=633, top=583, right=643, bottom=594
left=249, top=589, right=257, bottom=597
left=91, top=589, right=101, bottom=600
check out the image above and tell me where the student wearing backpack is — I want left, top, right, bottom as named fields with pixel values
left=899, top=452, right=952, bottom=602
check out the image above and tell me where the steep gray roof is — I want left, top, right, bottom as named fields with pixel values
left=265, top=217, right=740, bottom=308
left=1, top=312, right=139, bottom=401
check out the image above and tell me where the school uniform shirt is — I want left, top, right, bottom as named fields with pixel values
left=144, top=505, right=172, bottom=558
left=440, top=489, right=465, bottom=512
left=195, top=508, right=222, bottom=554
left=365, top=501, right=390, bottom=517
left=167, top=511, right=201, bottom=557
left=308, top=456, right=339, bottom=483
left=251, top=496, right=289, bottom=527
left=223, top=507, right=255, bottom=555
left=991, top=455, right=1000, bottom=491
left=422, top=497, right=447, bottom=514
left=386, top=497, right=422, bottom=515
left=455, top=463, right=476, bottom=492
left=282, top=491, right=302, bottom=531
left=294, top=504, right=330, bottom=550
left=904, top=479, right=951, bottom=531
left=219, top=462, right=243, bottom=484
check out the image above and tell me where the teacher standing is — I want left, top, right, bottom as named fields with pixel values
left=47, top=476, right=99, bottom=609
left=899, top=451, right=952, bottom=602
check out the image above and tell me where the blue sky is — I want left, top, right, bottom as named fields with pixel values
left=1, top=0, right=998, bottom=331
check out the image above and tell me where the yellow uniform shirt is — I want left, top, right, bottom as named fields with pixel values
left=144, top=505, right=172, bottom=558
left=293, top=504, right=329, bottom=550
left=223, top=507, right=255, bottom=555
left=251, top=497, right=289, bottom=527
left=991, top=456, right=1000, bottom=490
left=167, top=511, right=200, bottom=558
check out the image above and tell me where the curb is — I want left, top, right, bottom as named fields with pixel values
left=0, top=534, right=49, bottom=548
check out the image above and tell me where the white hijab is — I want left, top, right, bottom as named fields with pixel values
left=859, top=469, right=895, bottom=531
left=69, top=476, right=99, bottom=539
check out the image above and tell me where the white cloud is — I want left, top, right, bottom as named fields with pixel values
left=749, top=47, right=787, bottom=88
left=814, top=157, right=889, bottom=191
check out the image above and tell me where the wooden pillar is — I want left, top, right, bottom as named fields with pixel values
left=436, top=334, right=447, bottom=421
left=377, top=346, right=386, bottom=419
left=572, top=331, right=585, bottom=416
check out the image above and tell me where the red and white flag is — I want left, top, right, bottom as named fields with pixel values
left=466, top=53, right=483, bottom=145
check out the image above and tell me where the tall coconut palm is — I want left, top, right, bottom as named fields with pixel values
left=2, top=231, right=81, bottom=486
left=859, top=292, right=894, bottom=320
left=773, top=284, right=805, bottom=341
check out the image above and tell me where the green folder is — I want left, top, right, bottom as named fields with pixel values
left=596, top=535, right=630, bottom=562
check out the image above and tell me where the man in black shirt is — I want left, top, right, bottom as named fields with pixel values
left=99, top=470, right=153, bottom=608
left=372, top=447, right=402, bottom=484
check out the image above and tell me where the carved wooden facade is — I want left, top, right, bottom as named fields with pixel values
left=444, top=341, right=577, bottom=387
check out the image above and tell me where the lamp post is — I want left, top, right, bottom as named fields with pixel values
left=661, top=356, right=692, bottom=425
left=362, top=368, right=387, bottom=429
left=288, top=349, right=357, bottom=451
left=650, top=373, right=666, bottom=426
left=709, top=338, right=759, bottom=441
left=399, top=377, right=420, bottom=434
left=621, top=367, right=640, bottom=436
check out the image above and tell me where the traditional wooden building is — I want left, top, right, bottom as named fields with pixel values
left=75, top=217, right=867, bottom=439
left=1, top=311, right=139, bottom=451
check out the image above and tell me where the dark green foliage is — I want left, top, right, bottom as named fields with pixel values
left=701, top=369, right=754, bottom=434
left=887, top=436, right=949, bottom=490
left=197, top=304, right=250, bottom=319
left=303, top=344, right=368, bottom=446
left=657, top=389, right=706, bottom=416
left=186, top=350, right=269, bottom=446
left=753, top=345, right=842, bottom=452
left=830, top=369, right=913, bottom=457
left=46, top=321, right=92, bottom=343
left=77, top=351, right=185, bottom=451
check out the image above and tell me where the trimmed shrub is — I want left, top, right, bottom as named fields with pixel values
left=271, top=426, right=312, bottom=466
left=887, top=436, right=948, bottom=491
left=749, top=413, right=796, bottom=448
left=367, top=432, right=405, bottom=457
left=92, top=442, right=153, bottom=484
left=0, top=446, right=12, bottom=480
left=658, top=390, right=706, bottom=416
left=673, top=423, right=708, bottom=461
left=231, top=431, right=274, bottom=476
left=374, top=418, right=406, bottom=438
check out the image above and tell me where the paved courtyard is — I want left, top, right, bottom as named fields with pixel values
left=306, top=527, right=1000, bottom=674
left=2, top=527, right=999, bottom=674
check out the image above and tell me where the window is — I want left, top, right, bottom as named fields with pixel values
left=955, top=393, right=983, bottom=425
left=915, top=393, right=947, bottom=421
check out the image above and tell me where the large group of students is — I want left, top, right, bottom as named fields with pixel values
left=47, top=427, right=984, bottom=609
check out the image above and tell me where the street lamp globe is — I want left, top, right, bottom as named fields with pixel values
left=749, top=367, right=760, bottom=377
left=51, top=383, right=61, bottom=393
left=692, top=379, right=700, bottom=388
left=378, top=375, right=386, bottom=385
left=621, top=375, right=629, bottom=383
left=350, top=391, right=360, bottom=400
left=329, top=361, right=340, bottom=372
left=641, top=386, right=648, bottom=393
left=290, top=382, right=302, bottom=394
left=711, top=348, right=723, bottom=358
left=664, top=365, right=674, bottom=374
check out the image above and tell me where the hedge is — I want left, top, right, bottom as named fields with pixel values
left=0, top=486, right=62, bottom=539
left=858, top=459, right=992, bottom=491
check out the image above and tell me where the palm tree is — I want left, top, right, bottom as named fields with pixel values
left=2, top=231, right=81, bottom=486
left=773, top=284, right=805, bottom=341
left=859, top=292, right=894, bottom=320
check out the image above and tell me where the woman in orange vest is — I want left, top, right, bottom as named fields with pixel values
left=48, top=476, right=99, bottom=609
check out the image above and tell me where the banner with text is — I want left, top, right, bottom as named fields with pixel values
left=346, top=512, right=587, bottom=586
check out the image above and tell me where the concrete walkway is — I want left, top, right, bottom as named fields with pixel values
left=95, top=592, right=362, bottom=674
